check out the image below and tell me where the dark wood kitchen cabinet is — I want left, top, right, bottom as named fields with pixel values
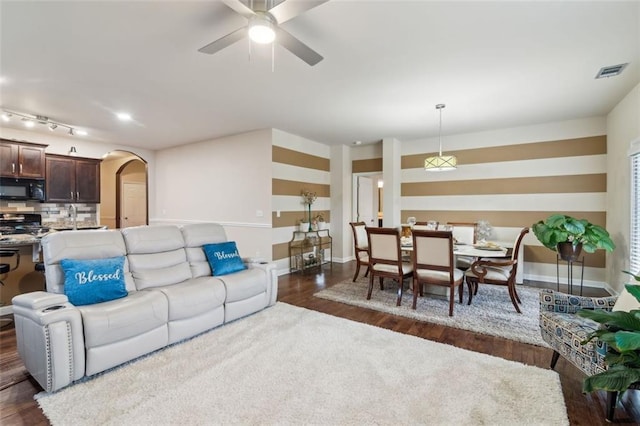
left=0, top=140, right=46, bottom=178
left=45, top=155, right=101, bottom=203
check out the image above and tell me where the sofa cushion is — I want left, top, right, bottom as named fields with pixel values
left=79, top=290, right=168, bottom=348
left=42, top=229, right=135, bottom=294
left=181, top=223, right=227, bottom=247
left=217, top=268, right=267, bottom=303
left=122, top=225, right=185, bottom=254
left=182, top=223, right=228, bottom=278
left=146, top=276, right=226, bottom=321
left=60, top=256, right=128, bottom=306
left=203, top=242, right=247, bottom=276
left=131, top=261, right=192, bottom=290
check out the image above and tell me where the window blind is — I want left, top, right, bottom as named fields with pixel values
left=631, top=151, right=640, bottom=275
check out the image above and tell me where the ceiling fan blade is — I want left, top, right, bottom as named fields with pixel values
left=275, top=27, right=323, bottom=66
left=268, top=0, right=329, bottom=24
left=198, top=27, right=248, bottom=55
left=221, top=0, right=256, bottom=19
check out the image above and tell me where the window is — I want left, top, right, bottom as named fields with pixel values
left=631, top=145, right=640, bottom=275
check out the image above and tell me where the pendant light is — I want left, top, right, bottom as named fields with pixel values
left=424, top=104, right=457, bottom=172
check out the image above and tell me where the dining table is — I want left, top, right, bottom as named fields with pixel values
left=399, top=238, right=524, bottom=284
left=400, top=238, right=509, bottom=257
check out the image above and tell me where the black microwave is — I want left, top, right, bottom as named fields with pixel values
left=0, top=177, right=46, bottom=201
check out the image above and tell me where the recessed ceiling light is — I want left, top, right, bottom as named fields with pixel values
left=22, top=118, right=34, bottom=128
left=116, top=112, right=132, bottom=121
left=76, top=129, right=88, bottom=136
left=353, top=140, right=362, bottom=145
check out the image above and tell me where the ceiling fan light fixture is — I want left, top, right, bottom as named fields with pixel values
left=248, top=15, right=276, bottom=44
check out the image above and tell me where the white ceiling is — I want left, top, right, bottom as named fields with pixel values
left=1, top=1, right=638, bottom=150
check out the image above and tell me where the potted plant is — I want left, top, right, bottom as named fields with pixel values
left=532, top=214, right=615, bottom=261
left=301, top=190, right=317, bottom=232
left=315, top=213, right=326, bottom=230
left=578, top=271, right=640, bottom=397
left=298, top=218, right=309, bottom=232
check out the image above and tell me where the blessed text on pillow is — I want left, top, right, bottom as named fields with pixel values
left=60, top=256, right=128, bottom=306
left=203, top=241, right=247, bottom=276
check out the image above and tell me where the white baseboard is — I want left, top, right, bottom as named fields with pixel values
left=523, top=273, right=606, bottom=289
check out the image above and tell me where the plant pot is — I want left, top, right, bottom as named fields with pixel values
left=317, top=222, right=326, bottom=231
left=299, top=223, right=310, bottom=232
left=557, top=242, right=583, bottom=261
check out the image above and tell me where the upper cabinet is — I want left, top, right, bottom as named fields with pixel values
left=0, top=140, right=47, bottom=178
left=45, top=155, right=101, bottom=203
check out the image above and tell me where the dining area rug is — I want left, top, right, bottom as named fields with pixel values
left=314, top=277, right=548, bottom=347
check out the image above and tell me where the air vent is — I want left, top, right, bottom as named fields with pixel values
left=595, top=63, right=628, bottom=79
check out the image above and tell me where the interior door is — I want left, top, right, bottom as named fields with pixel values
left=357, top=176, right=375, bottom=227
left=121, top=182, right=147, bottom=228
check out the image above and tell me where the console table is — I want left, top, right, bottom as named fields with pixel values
left=289, top=229, right=332, bottom=274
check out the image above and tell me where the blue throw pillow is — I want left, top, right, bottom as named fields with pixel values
left=60, top=256, right=128, bottom=306
left=203, top=241, right=247, bottom=276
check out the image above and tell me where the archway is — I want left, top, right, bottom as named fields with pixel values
left=100, top=150, right=148, bottom=229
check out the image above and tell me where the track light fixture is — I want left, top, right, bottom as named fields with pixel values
left=0, top=109, right=87, bottom=136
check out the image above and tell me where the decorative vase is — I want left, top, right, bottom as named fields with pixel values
left=557, top=242, right=583, bottom=261
left=307, top=204, right=312, bottom=231
left=299, top=222, right=309, bottom=232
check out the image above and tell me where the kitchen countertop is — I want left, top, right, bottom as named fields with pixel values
left=0, top=226, right=108, bottom=245
left=0, top=234, right=41, bottom=246
left=44, top=221, right=106, bottom=231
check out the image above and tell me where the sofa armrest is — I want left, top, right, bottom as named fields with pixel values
left=244, top=260, right=278, bottom=306
left=12, top=291, right=85, bottom=392
left=539, top=289, right=617, bottom=314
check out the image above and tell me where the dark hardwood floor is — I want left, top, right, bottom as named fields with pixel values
left=1, top=261, right=639, bottom=425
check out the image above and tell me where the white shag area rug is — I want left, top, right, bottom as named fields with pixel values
left=315, top=277, right=549, bottom=347
left=36, top=303, right=567, bottom=425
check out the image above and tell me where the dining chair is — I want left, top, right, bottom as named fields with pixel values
left=366, top=227, right=413, bottom=306
left=444, top=222, right=477, bottom=270
left=413, top=220, right=439, bottom=230
left=349, top=221, right=370, bottom=282
left=411, top=229, right=464, bottom=316
left=464, top=227, right=530, bottom=313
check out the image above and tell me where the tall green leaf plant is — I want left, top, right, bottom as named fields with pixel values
left=579, top=271, right=640, bottom=395
left=532, top=214, right=615, bottom=253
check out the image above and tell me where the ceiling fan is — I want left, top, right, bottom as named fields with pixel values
left=198, top=0, right=329, bottom=66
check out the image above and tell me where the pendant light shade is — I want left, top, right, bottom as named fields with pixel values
left=424, top=104, right=457, bottom=172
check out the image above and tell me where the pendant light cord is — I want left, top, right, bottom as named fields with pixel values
left=436, top=104, right=445, bottom=156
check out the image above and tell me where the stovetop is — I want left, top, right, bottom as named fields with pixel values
left=0, top=213, right=43, bottom=235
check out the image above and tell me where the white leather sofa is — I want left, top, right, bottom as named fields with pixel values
left=11, top=223, right=278, bottom=392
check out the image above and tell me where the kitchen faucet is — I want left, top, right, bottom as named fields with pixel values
left=69, top=204, right=77, bottom=230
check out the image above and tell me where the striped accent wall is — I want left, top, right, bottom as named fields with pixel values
left=272, top=132, right=331, bottom=273
left=400, top=134, right=608, bottom=285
